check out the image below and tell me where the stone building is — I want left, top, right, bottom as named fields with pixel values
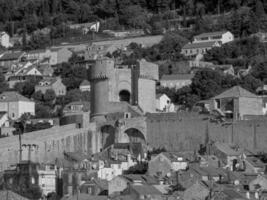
left=90, top=57, right=158, bottom=122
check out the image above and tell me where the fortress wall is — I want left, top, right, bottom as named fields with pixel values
left=0, top=124, right=95, bottom=171
left=146, top=114, right=267, bottom=152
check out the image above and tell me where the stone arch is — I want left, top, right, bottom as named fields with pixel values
left=100, top=125, right=116, bottom=149
left=124, top=128, right=146, bottom=144
left=119, top=90, right=131, bottom=103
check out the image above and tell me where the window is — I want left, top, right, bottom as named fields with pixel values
left=42, top=184, right=45, bottom=187
left=12, top=113, right=15, bottom=118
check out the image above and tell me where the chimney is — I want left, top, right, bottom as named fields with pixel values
left=246, top=191, right=250, bottom=199
left=255, top=191, right=259, bottom=199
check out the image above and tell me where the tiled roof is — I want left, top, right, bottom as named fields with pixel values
left=214, top=142, right=243, bottom=156
left=28, top=49, right=46, bottom=54
left=214, top=86, right=257, bottom=99
left=161, top=73, right=194, bottom=81
left=64, top=151, right=89, bottom=162
left=131, top=185, right=162, bottom=195
left=0, top=190, right=29, bottom=200
left=0, top=91, right=31, bottom=102
left=80, top=79, right=90, bottom=86
left=182, top=41, right=218, bottom=49
left=0, top=51, right=25, bottom=61
left=37, top=77, right=58, bottom=86
left=194, top=31, right=228, bottom=39
left=63, top=101, right=90, bottom=112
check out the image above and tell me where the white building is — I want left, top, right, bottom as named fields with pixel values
left=181, top=31, right=234, bottom=57
left=97, top=155, right=136, bottom=181
left=193, top=31, right=234, bottom=44
left=37, top=164, right=57, bottom=196
left=79, top=80, right=90, bottom=92
left=0, top=91, right=35, bottom=120
left=160, top=74, right=194, bottom=89
left=156, top=94, right=175, bottom=112
left=181, top=41, right=221, bottom=57
left=0, top=32, right=13, bottom=48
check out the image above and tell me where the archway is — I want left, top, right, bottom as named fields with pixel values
left=101, top=125, right=116, bottom=149
left=119, top=90, right=130, bottom=103
left=124, top=128, right=146, bottom=144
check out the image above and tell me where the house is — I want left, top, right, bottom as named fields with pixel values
left=4, top=162, right=57, bottom=197
left=210, top=86, right=263, bottom=120
left=35, top=77, right=66, bottom=96
left=188, top=165, right=226, bottom=182
left=148, top=152, right=189, bottom=177
left=63, top=101, right=90, bottom=116
left=243, top=154, right=266, bottom=174
left=63, top=151, right=90, bottom=169
left=0, top=32, right=13, bottom=48
left=250, top=31, right=267, bottom=42
left=108, top=143, right=144, bottom=161
left=108, top=174, right=158, bottom=195
left=68, top=21, right=100, bottom=34
left=183, top=181, right=210, bottom=200
left=181, top=31, right=234, bottom=57
left=37, top=64, right=54, bottom=77
left=0, top=91, right=35, bottom=120
left=85, top=44, right=112, bottom=60
left=28, top=47, right=73, bottom=66
left=0, top=51, right=26, bottom=68
left=7, top=64, right=43, bottom=88
left=160, top=74, right=194, bottom=89
left=49, top=47, right=73, bottom=65
left=0, top=111, right=9, bottom=128
left=156, top=93, right=175, bottom=112
left=212, top=188, right=248, bottom=200
left=126, top=185, right=163, bottom=200
left=211, top=142, right=243, bottom=170
left=181, top=41, right=221, bottom=57
left=193, top=31, right=234, bottom=44
left=62, top=194, right=107, bottom=200
left=249, top=175, right=267, bottom=191
left=79, top=80, right=91, bottom=92
left=97, top=156, right=136, bottom=181
left=80, top=179, right=108, bottom=195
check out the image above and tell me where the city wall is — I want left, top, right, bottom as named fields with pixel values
left=146, top=113, right=267, bottom=152
left=0, top=124, right=96, bottom=171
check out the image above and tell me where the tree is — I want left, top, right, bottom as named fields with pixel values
left=191, top=69, right=225, bottom=100
left=35, top=103, right=52, bottom=118
left=44, top=89, right=56, bottom=102
left=32, top=90, right=44, bottom=102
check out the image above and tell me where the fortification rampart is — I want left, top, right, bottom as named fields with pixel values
left=0, top=124, right=95, bottom=171
left=146, top=113, right=267, bottom=152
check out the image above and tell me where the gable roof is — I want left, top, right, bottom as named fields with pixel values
left=194, top=31, right=229, bottom=39
left=214, top=86, right=257, bottom=99
left=182, top=41, right=218, bottom=50
left=80, top=79, right=90, bottom=86
left=214, top=142, right=243, bottom=156
left=161, top=74, right=194, bottom=81
left=131, top=185, right=162, bottom=195
left=0, top=190, right=29, bottom=200
left=37, top=77, right=60, bottom=86
left=0, top=51, right=25, bottom=61
left=0, top=91, right=32, bottom=102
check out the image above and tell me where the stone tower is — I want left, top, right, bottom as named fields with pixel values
left=90, top=57, right=158, bottom=122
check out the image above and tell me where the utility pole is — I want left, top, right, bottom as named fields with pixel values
left=19, top=130, right=22, bottom=162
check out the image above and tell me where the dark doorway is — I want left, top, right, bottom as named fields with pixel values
left=119, top=90, right=130, bottom=103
